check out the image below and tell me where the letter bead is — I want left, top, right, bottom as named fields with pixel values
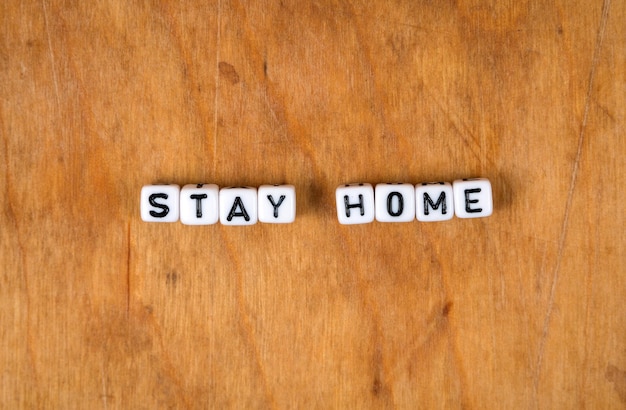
left=335, top=183, right=375, bottom=225
left=452, top=178, right=493, bottom=218
left=375, top=183, right=416, bottom=223
left=258, top=185, right=296, bottom=223
left=140, top=184, right=180, bottom=222
left=219, top=187, right=258, bottom=225
left=180, top=184, right=219, bottom=225
left=416, top=182, right=454, bottom=222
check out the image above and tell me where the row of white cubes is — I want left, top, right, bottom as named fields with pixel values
left=337, top=178, right=492, bottom=224
left=141, top=178, right=492, bottom=225
left=141, top=184, right=296, bottom=225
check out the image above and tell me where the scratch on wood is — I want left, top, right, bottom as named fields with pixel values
left=212, top=0, right=222, bottom=174
left=41, top=0, right=60, bottom=109
left=126, top=221, right=131, bottom=317
left=220, top=231, right=277, bottom=407
left=515, top=251, right=535, bottom=374
left=487, top=257, right=498, bottom=388
left=341, top=2, right=398, bottom=153
left=331, top=232, right=396, bottom=405
left=2, top=132, right=39, bottom=385
left=533, top=0, right=611, bottom=398
left=100, top=360, right=109, bottom=410
left=423, top=85, right=493, bottom=168
left=262, top=89, right=289, bottom=143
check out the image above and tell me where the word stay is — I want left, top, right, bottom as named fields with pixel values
left=141, top=184, right=296, bottom=225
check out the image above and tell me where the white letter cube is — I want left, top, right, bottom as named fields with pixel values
left=180, top=184, right=219, bottom=225
left=140, top=184, right=180, bottom=222
left=375, top=183, right=416, bottom=223
left=335, top=183, right=375, bottom=225
left=219, top=187, right=258, bottom=225
left=258, top=185, right=296, bottom=223
left=415, top=182, right=454, bottom=222
left=453, top=178, right=493, bottom=218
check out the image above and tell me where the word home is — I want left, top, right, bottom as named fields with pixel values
left=141, top=184, right=296, bottom=225
left=336, top=178, right=492, bottom=225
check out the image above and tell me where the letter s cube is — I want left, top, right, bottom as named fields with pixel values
left=140, top=185, right=181, bottom=222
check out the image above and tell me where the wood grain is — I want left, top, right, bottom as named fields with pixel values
left=1, top=0, right=624, bottom=408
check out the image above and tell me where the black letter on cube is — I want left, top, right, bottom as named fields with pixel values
left=190, top=194, right=208, bottom=218
left=344, top=194, right=365, bottom=217
left=227, top=197, right=251, bottom=221
left=267, top=195, right=286, bottom=218
left=149, top=193, right=170, bottom=218
left=464, top=189, right=482, bottom=213
left=386, top=192, right=404, bottom=217
left=424, top=192, right=447, bottom=215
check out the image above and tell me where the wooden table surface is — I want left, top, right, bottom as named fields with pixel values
left=1, top=0, right=624, bottom=408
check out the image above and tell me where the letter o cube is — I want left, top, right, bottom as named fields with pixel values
left=375, top=183, right=416, bottom=223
